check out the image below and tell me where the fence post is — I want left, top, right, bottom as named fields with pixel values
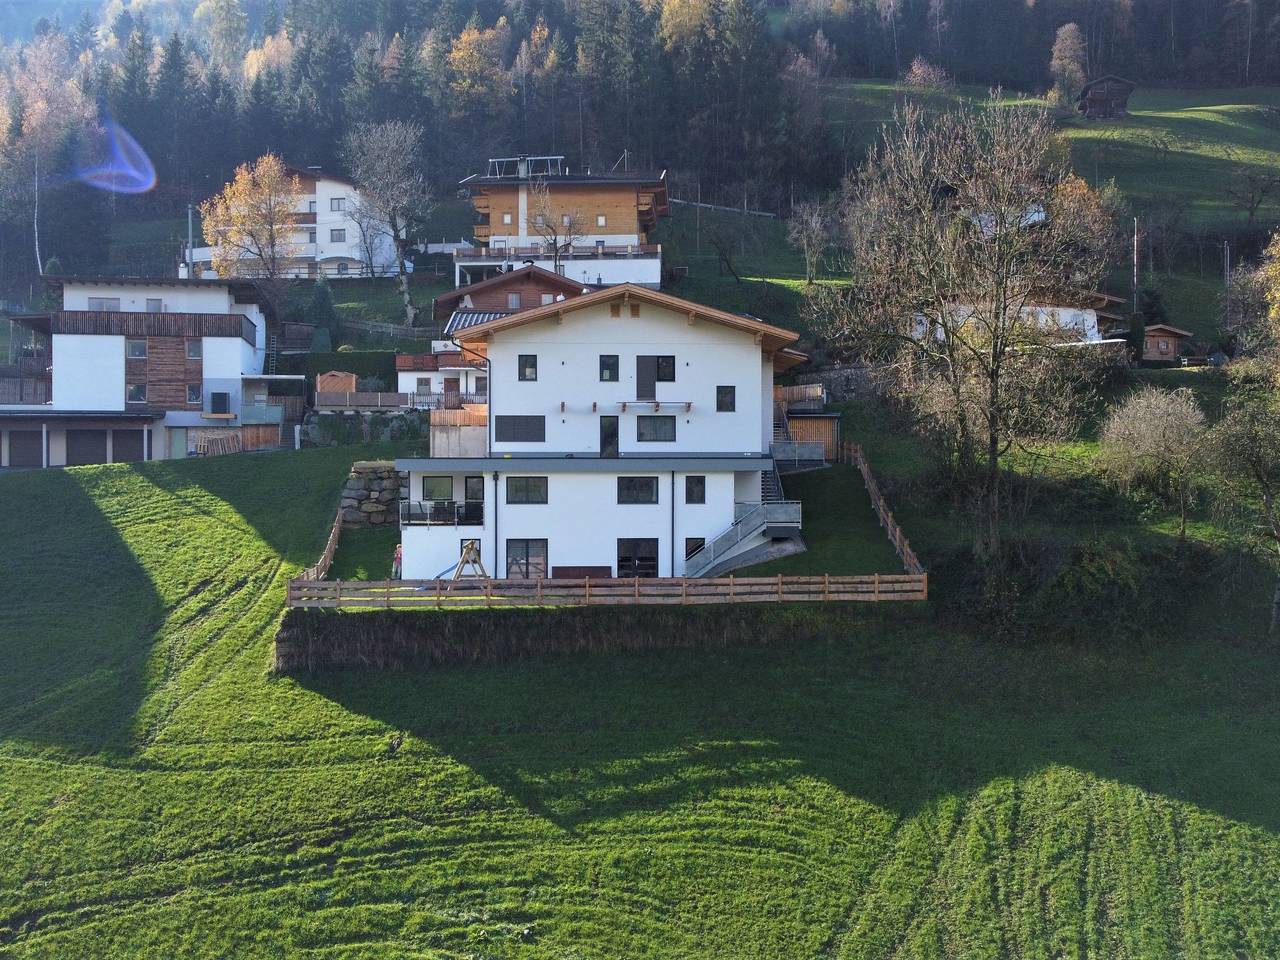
left=777, top=573, right=783, bottom=601
left=874, top=573, right=880, bottom=601
left=385, top=581, right=391, bottom=608
left=485, top=579, right=492, bottom=607
left=681, top=577, right=688, bottom=604
left=335, top=580, right=342, bottom=607
left=824, top=573, right=830, bottom=601
left=634, top=576, right=640, bottom=600
left=436, top=578, right=442, bottom=609
left=537, top=577, right=543, bottom=605
left=729, top=574, right=735, bottom=599
left=585, top=576, right=591, bottom=606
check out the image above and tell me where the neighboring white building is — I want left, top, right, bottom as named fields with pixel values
left=454, top=156, right=668, bottom=289
left=181, top=165, right=402, bottom=280
left=395, top=284, right=812, bottom=580
left=0, top=277, right=303, bottom=468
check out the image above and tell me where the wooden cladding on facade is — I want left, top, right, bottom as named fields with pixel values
left=127, top=337, right=204, bottom=411
left=481, top=184, right=646, bottom=240
left=52, top=311, right=255, bottom=344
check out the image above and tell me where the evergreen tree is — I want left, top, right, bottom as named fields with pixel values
left=307, top=277, right=338, bottom=332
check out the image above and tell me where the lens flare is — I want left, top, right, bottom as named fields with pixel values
left=76, top=121, right=156, bottom=194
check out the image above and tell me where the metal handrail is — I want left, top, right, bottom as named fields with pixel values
left=686, top=500, right=802, bottom=577
left=400, top=499, right=485, bottom=526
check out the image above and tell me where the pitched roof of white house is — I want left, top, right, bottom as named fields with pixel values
left=451, top=283, right=803, bottom=355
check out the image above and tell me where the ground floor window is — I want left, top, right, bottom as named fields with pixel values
left=507, top=538, right=548, bottom=579
left=685, top=537, right=706, bottom=560
left=618, top=538, right=659, bottom=578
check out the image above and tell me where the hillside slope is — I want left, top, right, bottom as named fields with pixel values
left=1, top=448, right=1279, bottom=956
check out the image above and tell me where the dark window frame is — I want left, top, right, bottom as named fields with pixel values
left=126, top=383, right=147, bottom=403
left=494, top=415, right=546, bottom=442
left=599, top=354, right=619, bottom=382
left=617, top=476, right=659, bottom=504
left=422, top=475, right=453, bottom=501
left=716, top=385, right=736, bottom=412
left=186, top=339, right=202, bottom=360
left=518, top=354, right=538, bottom=381
left=637, top=415, right=676, bottom=442
left=186, top=383, right=202, bottom=405
left=507, top=538, right=549, bottom=578
left=685, top=537, right=706, bottom=560
left=685, top=475, right=706, bottom=504
left=656, top=355, right=676, bottom=382
left=126, top=339, right=148, bottom=359
left=506, top=476, right=549, bottom=504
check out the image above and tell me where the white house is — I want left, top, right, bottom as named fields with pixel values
left=0, top=277, right=302, bottom=468
left=395, top=284, right=811, bottom=580
left=181, top=165, right=401, bottom=280
left=454, top=156, right=668, bottom=289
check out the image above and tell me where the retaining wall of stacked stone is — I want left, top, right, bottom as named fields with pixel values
left=339, top=460, right=409, bottom=527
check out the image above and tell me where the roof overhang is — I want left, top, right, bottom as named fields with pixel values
left=452, top=284, right=801, bottom=353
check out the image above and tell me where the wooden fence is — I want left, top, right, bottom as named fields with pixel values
left=837, top=441, right=924, bottom=577
left=430, top=407, right=489, bottom=427
left=302, top=507, right=344, bottom=581
left=287, top=572, right=926, bottom=608
left=338, top=316, right=440, bottom=340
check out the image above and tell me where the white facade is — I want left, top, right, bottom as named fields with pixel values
left=454, top=254, right=661, bottom=289
left=181, top=172, right=401, bottom=280
left=396, top=285, right=804, bottom=579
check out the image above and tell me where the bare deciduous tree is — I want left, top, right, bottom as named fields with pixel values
left=786, top=200, right=831, bottom=283
left=811, top=97, right=1115, bottom=557
left=1222, top=146, right=1280, bottom=231
left=1211, top=389, right=1280, bottom=637
left=349, top=200, right=389, bottom=278
left=343, top=120, right=436, bottom=326
left=1100, top=386, right=1209, bottom=542
left=527, top=178, right=586, bottom=273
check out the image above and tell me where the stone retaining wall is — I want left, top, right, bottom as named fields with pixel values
left=340, top=460, right=409, bottom=527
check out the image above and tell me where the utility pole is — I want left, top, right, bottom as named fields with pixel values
left=1132, top=216, right=1139, bottom=316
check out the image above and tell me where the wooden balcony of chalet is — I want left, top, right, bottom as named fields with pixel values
left=454, top=243, right=661, bottom=262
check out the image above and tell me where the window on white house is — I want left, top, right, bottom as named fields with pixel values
left=599, top=355, right=619, bottom=381
left=186, top=340, right=202, bottom=360
left=308, top=200, right=317, bottom=213
left=417, top=377, right=432, bottom=394
left=506, top=476, right=548, bottom=504
left=87, top=297, right=121, bottom=311
left=494, top=415, right=545, bottom=442
left=337, top=262, right=349, bottom=275
left=422, top=476, right=453, bottom=501
left=331, top=197, right=346, bottom=212
left=186, top=383, right=202, bottom=404
left=685, top=537, right=706, bottom=560
left=126, top=383, right=146, bottom=402
left=330, top=228, right=346, bottom=243
left=685, top=475, right=706, bottom=504
left=518, top=354, right=537, bottom=381
left=308, top=229, right=317, bottom=244
left=475, top=375, right=488, bottom=395
left=716, top=386, right=735, bottom=412
left=145, top=298, right=163, bottom=312
left=506, top=539, right=548, bottom=578
left=507, top=292, right=522, bottom=310
left=637, top=416, right=676, bottom=442
left=596, top=214, right=607, bottom=227
left=617, top=476, right=658, bottom=504
left=126, top=339, right=147, bottom=359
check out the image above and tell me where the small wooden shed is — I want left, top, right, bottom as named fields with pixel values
left=316, top=370, right=358, bottom=394
left=1142, top=324, right=1193, bottom=362
left=1076, top=76, right=1136, bottom=120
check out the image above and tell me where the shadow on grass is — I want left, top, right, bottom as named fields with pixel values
left=0, top=469, right=162, bottom=754
left=301, top=617, right=1280, bottom=836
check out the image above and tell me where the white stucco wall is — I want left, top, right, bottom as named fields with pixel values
left=457, top=256, right=660, bottom=288
left=61, top=282, right=235, bottom=313
left=483, top=302, right=769, bottom=456
left=396, top=367, right=486, bottom=395
left=52, top=334, right=125, bottom=410
left=399, top=468, right=744, bottom=579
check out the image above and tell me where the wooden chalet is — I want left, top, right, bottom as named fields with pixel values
left=1076, top=76, right=1136, bottom=120
left=431, top=265, right=590, bottom=329
left=1143, top=324, right=1194, bottom=362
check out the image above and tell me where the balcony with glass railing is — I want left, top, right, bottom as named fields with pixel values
left=400, top=500, right=485, bottom=526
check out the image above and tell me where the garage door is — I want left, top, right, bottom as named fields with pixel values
left=112, top=429, right=145, bottom=463
left=66, top=429, right=108, bottom=466
left=7, top=430, right=43, bottom=468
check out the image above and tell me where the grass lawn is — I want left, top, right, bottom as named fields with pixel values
left=2, top=421, right=1280, bottom=955
left=329, top=525, right=399, bottom=580
left=743, top=465, right=904, bottom=576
